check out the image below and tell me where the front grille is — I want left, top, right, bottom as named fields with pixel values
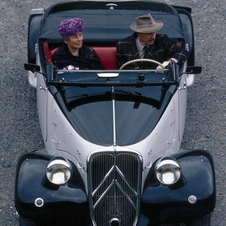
left=88, top=152, right=142, bottom=226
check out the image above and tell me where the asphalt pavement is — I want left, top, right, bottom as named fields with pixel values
left=0, top=0, right=225, bottom=225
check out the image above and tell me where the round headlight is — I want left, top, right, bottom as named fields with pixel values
left=155, top=158, right=181, bottom=185
left=46, top=158, right=72, bottom=185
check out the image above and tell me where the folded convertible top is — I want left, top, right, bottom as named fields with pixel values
left=39, top=1, right=184, bottom=45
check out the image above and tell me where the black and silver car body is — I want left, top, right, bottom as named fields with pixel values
left=15, top=1, right=215, bottom=225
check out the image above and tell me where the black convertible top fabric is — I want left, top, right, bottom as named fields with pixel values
left=40, top=9, right=184, bottom=44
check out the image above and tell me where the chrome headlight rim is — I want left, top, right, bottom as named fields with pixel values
left=46, top=157, right=72, bottom=185
left=155, top=157, right=181, bottom=185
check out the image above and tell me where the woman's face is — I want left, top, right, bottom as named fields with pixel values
left=64, top=32, right=84, bottom=49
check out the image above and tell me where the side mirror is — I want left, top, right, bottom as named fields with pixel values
left=24, top=63, right=40, bottom=73
left=186, top=66, right=202, bottom=74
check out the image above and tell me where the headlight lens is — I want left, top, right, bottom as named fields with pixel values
left=46, top=158, right=72, bottom=185
left=155, top=158, right=181, bottom=185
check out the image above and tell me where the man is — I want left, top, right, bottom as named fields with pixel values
left=53, top=17, right=104, bottom=70
left=116, top=14, right=190, bottom=69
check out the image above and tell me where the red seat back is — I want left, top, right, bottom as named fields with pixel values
left=43, top=42, right=53, bottom=64
left=49, top=45, right=117, bottom=70
left=92, top=47, right=117, bottom=70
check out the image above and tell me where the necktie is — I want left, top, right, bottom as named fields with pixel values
left=143, top=46, right=149, bottom=58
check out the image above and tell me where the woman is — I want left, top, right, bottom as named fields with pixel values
left=53, top=18, right=104, bottom=70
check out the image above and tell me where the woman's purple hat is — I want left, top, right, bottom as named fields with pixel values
left=58, top=18, right=85, bottom=36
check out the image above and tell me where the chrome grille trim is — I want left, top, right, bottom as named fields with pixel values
left=88, top=151, right=142, bottom=226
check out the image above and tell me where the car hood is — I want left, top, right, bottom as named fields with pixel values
left=53, top=85, right=175, bottom=146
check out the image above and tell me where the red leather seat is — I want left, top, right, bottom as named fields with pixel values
left=92, top=46, right=117, bottom=70
left=49, top=45, right=117, bottom=70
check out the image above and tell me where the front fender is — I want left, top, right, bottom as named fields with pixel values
left=142, top=150, right=215, bottom=223
left=15, top=151, right=89, bottom=223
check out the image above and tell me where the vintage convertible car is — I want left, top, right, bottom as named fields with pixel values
left=15, top=1, right=216, bottom=225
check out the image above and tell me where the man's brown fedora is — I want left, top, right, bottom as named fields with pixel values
left=130, top=13, right=163, bottom=33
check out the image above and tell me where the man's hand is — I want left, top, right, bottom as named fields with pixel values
left=156, top=61, right=171, bottom=69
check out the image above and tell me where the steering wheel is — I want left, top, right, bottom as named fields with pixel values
left=119, top=59, right=165, bottom=70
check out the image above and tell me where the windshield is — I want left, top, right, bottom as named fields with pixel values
left=50, top=70, right=177, bottom=146
left=54, top=70, right=172, bottom=83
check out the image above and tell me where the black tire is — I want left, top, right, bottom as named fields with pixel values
left=19, top=216, right=53, bottom=226
left=157, top=215, right=211, bottom=226
left=189, top=214, right=211, bottom=226
left=19, top=216, right=37, bottom=226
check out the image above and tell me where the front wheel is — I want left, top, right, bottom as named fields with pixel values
left=19, top=216, right=37, bottom=226
left=19, top=215, right=82, bottom=226
left=19, top=216, right=53, bottom=226
left=158, top=215, right=211, bottom=226
left=189, top=214, right=211, bottom=226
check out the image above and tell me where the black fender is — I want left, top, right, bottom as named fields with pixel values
left=15, top=151, right=90, bottom=224
left=141, top=150, right=216, bottom=223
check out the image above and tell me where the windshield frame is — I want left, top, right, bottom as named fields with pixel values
left=48, top=67, right=178, bottom=87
